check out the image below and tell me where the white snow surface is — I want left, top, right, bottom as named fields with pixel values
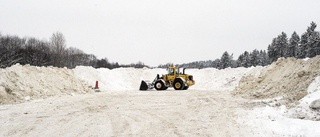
left=240, top=76, right=320, bottom=136
left=1, top=62, right=320, bottom=136
left=73, top=66, right=263, bottom=91
left=286, top=76, right=320, bottom=120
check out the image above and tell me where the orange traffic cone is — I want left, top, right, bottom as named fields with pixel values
left=95, top=81, right=99, bottom=89
left=94, top=81, right=101, bottom=92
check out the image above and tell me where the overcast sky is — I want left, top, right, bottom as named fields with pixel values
left=1, top=0, right=320, bottom=66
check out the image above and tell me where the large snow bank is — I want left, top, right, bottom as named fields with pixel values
left=186, top=67, right=262, bottom=91
left=0, top=64, right=92, bottom=104
left=286, top=76, right=320, bottom=120
left=239, top=76, right=320, bottom=136
left=240, top=105, right=320, bottom=136
left=234, top=56, right=320, bottom=107
left=236, top=66, right=320, bottom=136
left=73, top=66, right=263, bottom=91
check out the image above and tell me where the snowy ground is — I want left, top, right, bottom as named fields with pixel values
left=0, top=90, right=257, bottom=137
left=0, top=57, right=320, bottom=136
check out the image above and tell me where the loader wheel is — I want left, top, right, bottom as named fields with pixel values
left=173, top=79, right=185, bottom=90
left=155, top=80, right=165, bottom=90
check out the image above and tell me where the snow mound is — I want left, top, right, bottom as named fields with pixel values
left=0, top=64, right=92, bottom=104
left=286, top=76, right=320, bottom=121
left=234, top=56, right=320, bottom=107
left=187, top=67, right=263, bottom=91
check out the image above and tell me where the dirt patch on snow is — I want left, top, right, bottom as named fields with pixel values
left=0, top=64, right=92, bottom=104
left=233, top=56, right=320, bottom=108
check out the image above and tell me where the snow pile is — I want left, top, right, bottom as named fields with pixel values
left=239, top=105, right=320, bottom=136
left=73, top=66, right=263, bottom=91
left=239, top=75, right=320, bottom=136
left=0, top=64, right=92, bottom=104
left=286, top=76, right=320, bottom=120
left=237, top=76, right=320, bottom=136
left=234, top=56, right=320, bottom=107
left=187, top=67, right=263, bottom=91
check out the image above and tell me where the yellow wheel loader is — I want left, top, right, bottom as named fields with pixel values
left=139, top=66, right=195, bottom=90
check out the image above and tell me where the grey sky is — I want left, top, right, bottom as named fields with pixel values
left=1, top=0, right=320, bottom=66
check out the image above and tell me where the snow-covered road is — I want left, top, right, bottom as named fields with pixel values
left=0, top=90, right=260, bottom=137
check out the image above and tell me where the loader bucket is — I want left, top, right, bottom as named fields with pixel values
left=139, top=80, right=149, bottom=90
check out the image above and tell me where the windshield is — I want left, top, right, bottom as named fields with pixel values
left=168, top=68, right=174, bottom=75
left=167, top=67, right=179, bottom=75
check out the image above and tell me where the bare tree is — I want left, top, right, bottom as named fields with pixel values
left=50, top=32, right=67, bottom=67
left=20, top=38, right=52, bottom=66
left=0, top=35, right=25, bottom=67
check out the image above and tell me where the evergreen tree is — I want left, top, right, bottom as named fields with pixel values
left=261, top=50, right=270, bottom=66
left=212, top=59, right=220, bottom=68
left=288, top=31, right=300, bottom=57
left=250, top=49, right=259, bottom=67
left=298, top=22, right=317, bottom=58
left=311, top=31, right=320, bottom=56
left=267, top=39, right=277, bottom=62
left=298, top=32, right=308, bottom=58
left=277, top=32, right=288, bottom=58
left=236, top=53, right=244, bottom=67
left=268, top=32, right=288, bottom=62
left=306, top=22, right=320, bottom=58
left=219, top=51, right=231, bottom=69
left=243, top=51, right=251, bottom=68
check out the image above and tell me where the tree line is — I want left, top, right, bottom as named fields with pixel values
left=1, top=22, right=319, bottom=69
left=0, top=32, right=148, bottom=69
left=164, top=21, right=320, bottom=69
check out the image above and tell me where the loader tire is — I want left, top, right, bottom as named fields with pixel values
left=155, top=80, right=165, bottom=90
left=173, top=79, right=185, bottom=90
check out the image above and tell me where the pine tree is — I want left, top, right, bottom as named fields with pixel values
left=268, top=39, right=276, bottom=62
left=250, top=49, right=259, bottom=66
left=306, top=22, right=320, bottom=58
left=243, top=51, right=251, bottom=68
left=262, top=50, right=270, bottom=66
left=219, top=51, right=231, bottom=69
left=277, top=32, right=288, bottom=58
left=236, top=54, right=244, bottom=67
left=268, top=32, right=288, bottom=62
left=288, top=31, right=300, bottom=57
left=298, top=22, right=318, bottom=58
left=312, top=31, right=320, bottom=56
left=298, top=32, right=308, bottom=58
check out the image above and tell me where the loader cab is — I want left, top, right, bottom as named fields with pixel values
left=167, top=66, right=178, bottom=76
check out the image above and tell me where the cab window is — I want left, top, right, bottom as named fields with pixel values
left=168, top=68, right=174, bottom=75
